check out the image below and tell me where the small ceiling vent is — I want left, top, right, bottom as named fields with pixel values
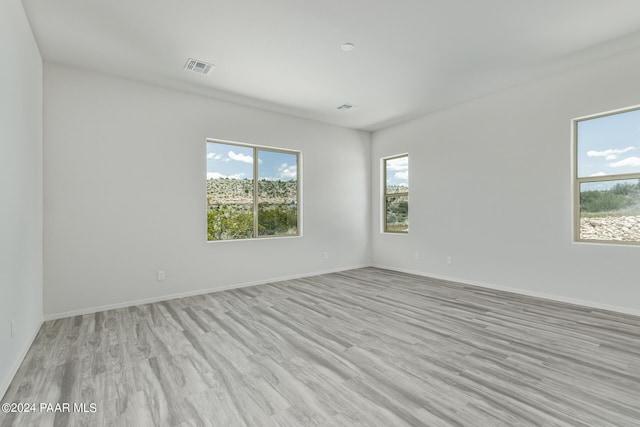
left=184, top=58, right=215, bottom=75
left=337, top=103, right=355, bottom=111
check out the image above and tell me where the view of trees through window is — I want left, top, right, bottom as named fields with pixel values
left=575, top=108, right=640, bottom=243
left=384, top=155, right=409, bottom=233
left=207, top=141, right=299, bottom=241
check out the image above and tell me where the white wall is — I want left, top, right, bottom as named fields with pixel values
left=43, top=63, right=370, bottom=317
left=372, top=48, right=640, bottom=314
left=0, top=0, right=43, bottom=398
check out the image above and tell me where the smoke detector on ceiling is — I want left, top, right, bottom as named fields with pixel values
left=184, top=58, right=215, bottom=75
left=341, top=43, right=355, bottom=51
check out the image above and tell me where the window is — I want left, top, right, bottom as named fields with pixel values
left=383, top=154, right=409, bottom=233
left=574, top=107, right=640, bottom=244
left=206, top=139, right=300, bottom=241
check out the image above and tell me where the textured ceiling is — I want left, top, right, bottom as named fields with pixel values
left=21, top=0, right=640, bottom=131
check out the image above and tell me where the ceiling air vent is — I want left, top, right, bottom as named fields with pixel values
left=184, top=58, right=215, bottom=75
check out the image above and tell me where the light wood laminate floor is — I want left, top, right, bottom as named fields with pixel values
left=2, top=268, right=640, bottom=426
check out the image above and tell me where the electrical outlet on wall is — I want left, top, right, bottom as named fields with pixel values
left=157, top=270, right=165, bottom=281
left=447, top=256, right=453, bottom=265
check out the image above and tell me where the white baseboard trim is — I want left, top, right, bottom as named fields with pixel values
left=372, top=264, right=640, bottom=318
left=1, top=317, right=43, bottom=401
left=42, top=262, right=640, bottom=322
left=43, top=264, right=370, bottom=321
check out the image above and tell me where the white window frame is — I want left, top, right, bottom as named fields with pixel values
left=572, top=106, right=640, bottom=246
left=207, top=138, right=302, bottom=242
left=382, top=153, right=409, bottom=234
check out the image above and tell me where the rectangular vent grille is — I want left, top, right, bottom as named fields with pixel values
left=184, top=58, right=215, bottom=75
left=337, top=103, right=354, bottom=110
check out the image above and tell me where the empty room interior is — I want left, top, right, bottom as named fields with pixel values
left=3, top=0, right=640, bottom=425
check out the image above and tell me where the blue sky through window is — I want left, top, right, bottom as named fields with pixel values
left=207, top=142, right=297, bottom=181
left=258, top=150, right=297, bottom=181
left=577, top=109, right=640, bottom=179
left=386, top=156, right=408, bottom=188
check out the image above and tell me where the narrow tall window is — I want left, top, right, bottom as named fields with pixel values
left=207, top=140, right=300, bottom=241
left=574, top=107, right=640, bottom=244
left=383, top=154, right=409, bottom=233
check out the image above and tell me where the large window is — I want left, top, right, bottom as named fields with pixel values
left=383, top=154, right=409, bottom=233
left=574, top=107, right=640, bottom=244
left=207, top=140, right=300, bottom=241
